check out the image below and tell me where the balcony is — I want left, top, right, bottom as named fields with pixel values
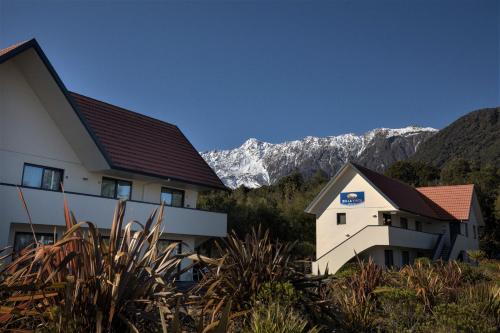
left=313, top=225, right=440, bottom=274
left=0, top=183, right=227, bottom=241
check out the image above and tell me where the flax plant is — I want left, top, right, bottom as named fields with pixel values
left=0, top=189, right=213, bottom=332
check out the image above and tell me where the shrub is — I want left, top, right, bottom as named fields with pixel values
left=400, top=259, right=463, bottom=308
left=329, top=257, right=383, bottom=331
left=0, top=197, right=208, bottom=332
left=196, top=227, right=296, bottom=317
left=415, top=302, right=498, bottom=333
left=254, top=281, right=298, bottom=307
left=243, top=303, right=319, bottom=333
left=375, top=287, right=426, bottom=332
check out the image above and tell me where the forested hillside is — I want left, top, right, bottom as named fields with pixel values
left=199, top=107, right=500, bottom=257
left=412, top=107, right=499, bottom=167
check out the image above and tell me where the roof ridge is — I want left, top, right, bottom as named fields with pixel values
left=69, top=91, right=178, bottom=129
left=416, top=184, right=475, bottom=189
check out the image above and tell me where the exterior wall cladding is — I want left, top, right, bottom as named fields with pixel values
left=0, top=50, right=227, bottom=281
left=308, top=164, right=481, bottom=275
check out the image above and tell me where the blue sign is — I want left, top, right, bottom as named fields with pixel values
left=340, top=192, right=365, bottom=205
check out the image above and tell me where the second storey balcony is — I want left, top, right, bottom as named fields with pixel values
left=0, top=183, right=227, bottom=239
left=313, top=225, right=440, bottom=274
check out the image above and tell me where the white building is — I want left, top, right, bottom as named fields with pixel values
left=305, top=162, right=483, bottom=274
left=0, top=39, right=227, bottom=280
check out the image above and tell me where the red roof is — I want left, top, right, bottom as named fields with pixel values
left=417, top=185, right=474, bottom=220
left=0, top=39, right=225, bottom=190
left=0, top=40, right=30, bottom=57
left=352, top=163, right=474, bottom=221
left=70, top=93, right=225, bottom=189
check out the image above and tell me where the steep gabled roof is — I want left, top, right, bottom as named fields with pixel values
left=1, top=39, right=226, bottom=190
left=306, top=162, right=477, bottom=221
left=416, top=185, right=474, bottom=220
left=70, top=92, right=226, bottom=189
left=350, top=163, right=443, bottom=219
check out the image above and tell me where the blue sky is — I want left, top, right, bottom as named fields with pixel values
left=1, top=0, right=498, bottom=151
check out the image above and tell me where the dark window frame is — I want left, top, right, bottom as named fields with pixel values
left=101, top=177, right=132, bottom=200
left=415, top=220, right=423, bottom=232
left=22, top=163, right=64, bottom=191
left=383, top=213, right=392, bottom=226
left=160, top=187, right=185, bottom=208
left=400, top=217, right=408, bottom=229
left=337, top=213, right=346, bottom=225
left=384, top=249, right=394, bottom=268
left=473, top=225, right=477, bottom=239
left=465, top=223, right=469, bottom=237
left=13, top=231, right=56, bottom=254
left=402, top=251, right=410, bottom=266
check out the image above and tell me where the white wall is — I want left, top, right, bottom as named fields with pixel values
left=0, top=57, right=227, bottom=270
left=315, top=167, right=396, bottom=258
left=0, top=60, right=201, bottom=208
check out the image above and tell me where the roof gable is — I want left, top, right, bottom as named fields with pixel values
left=351, top=163, right=442, bottom=219
left=306, top=162, right=477, bottom=221
left=1, top=39, right=225, bottom=190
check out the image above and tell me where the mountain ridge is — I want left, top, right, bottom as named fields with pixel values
left=201, top=126, right=438, bottom=188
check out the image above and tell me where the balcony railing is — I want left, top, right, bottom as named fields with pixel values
left=313, top=225, right=440, bottom=274
left=0, top=183, right=227, bottom=239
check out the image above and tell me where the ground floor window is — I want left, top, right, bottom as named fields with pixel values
left=384, top=249, right=394, bottom=267
left=402, top=251, right=410, bottom=266
left=14, top=232, right=55, bottom=254
left=473, top=225, right=477, bottom=239
left=465, top=224, right=469, bottom=237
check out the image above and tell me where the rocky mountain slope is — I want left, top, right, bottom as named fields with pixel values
left=201, top=126, right=437, bottom=188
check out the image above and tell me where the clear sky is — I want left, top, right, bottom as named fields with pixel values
left=1, top=0, right=498, bottom=151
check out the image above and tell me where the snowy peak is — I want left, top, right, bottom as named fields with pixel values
left=201, top=126, right=438, bottom=189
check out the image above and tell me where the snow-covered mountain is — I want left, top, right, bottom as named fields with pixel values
left=201, top=126, right=438, bottom=189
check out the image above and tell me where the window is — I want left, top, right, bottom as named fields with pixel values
left=402, top=251, right=410, bottom=266
left=337, top=213, right=346, bottom=225
left=400, top=217, right=408, bottom=229
left=22, top=164, right=63, bottom=191
left=473, top=225, right=477, bottom=239
left=384, top=250, right=394, bottom=268
left=161, top=187, right=185, bottom=207
left=415, top=220, right=422, bottom=232
left=383, top=214, right=392, bottom=226
left=101, top=177, right=132, bottom=200
left=14, top=232, right=55, bottom=254
left=465, top=224, right=469, bottom=237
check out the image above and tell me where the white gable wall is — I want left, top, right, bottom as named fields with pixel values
left=0, top=59, right=199, bottom=206
left=315, top=167, right=396, bottom=258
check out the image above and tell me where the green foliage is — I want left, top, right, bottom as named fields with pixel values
left=243, top=303, right=319, bottom=333
left=385, top=160, right=440, bottom=186
left=196, top=227, right=297, bottom=314
left=329, top=258, right=384, bottom=331
left=415, top=302, right=498, bottom=333
left=376, top=287, right=426, bottom=332
left=198, top=173, right=328, bottom=257
left=412, top=107, right=500, bottom=168
left=254, top=281, right=299, bottom=307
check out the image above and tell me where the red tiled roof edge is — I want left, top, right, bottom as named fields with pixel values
left=350, top=162, right=473, bottom=221
left=69, top=92, right=226, bottom=190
